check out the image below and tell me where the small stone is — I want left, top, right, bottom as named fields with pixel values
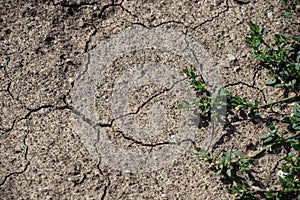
left=296, top=5, right=300, bottom=13
left=68, top=78, right=74, bottom=84
left=234, top=66, right=241, bottom=72
left=171, top=135, right=177, bottom=144
left=241, top=53, right=247, bottom=58
left=289, top=92, right=296, bottom=97
left=267, top=12, right=273, bottom=19
left=161, top=193, right=167, bottom=197
left=124, top=169, right=131, bottom=174
left=227, top=54, right=236, bottom=61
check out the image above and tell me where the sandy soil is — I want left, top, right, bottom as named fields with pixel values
left=0, top=0, right=297, bottom=199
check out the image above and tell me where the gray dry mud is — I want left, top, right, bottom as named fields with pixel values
left=0, top=0, right=296, bottom=199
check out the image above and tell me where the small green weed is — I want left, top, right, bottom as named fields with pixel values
left=181, top=1, right=300, bottom=199
left=282, top=0, right=300, bottom=19
left=200, top=150, right=254, bottom=178
left=245, top=21, right=300, bottom=93
left=180, top=68, right=254, bottom=116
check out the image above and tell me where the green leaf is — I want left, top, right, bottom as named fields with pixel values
left=263, top=45, right=268, bottom=54
left=226, top=150, right=231, bottom=163
left=234, top=150, right=241, bottom=157
left=237, top=97, right=243, bottom=103
left=278, top=176, right=287, bottom=188
left=291, top=143, right=300, bottom=151
left=254, top=99, right=259, bottom=107
left=275, top=84, right=285, bottom=88
left=283, top=13, right=293, bottom=18
left=261, top=28, right=266, bottom=35
left=260, top=134, right=269, bottom=140
left=265, top=79, right=277, bottom=86
left=293, top=36, right=300, bottom=42
left=289, top=152, right=295, bottom=158
left=226, top=168, right=232, bottom=177
left=244, top=167, right=250, bottom=173
left=271, top=128, right=278, bottom=134
left=254, top=38, right=261, bottom=47
left=242, top=181, right=250, bottom=188
left=196, top=84, right=204, bottom=91
left=296, top=63, right=300, bottom=71
left=216, top=169, right=222, bottom=176
left=297, top=55, right=300, bottom=63
left=247, top=103, right=254, bottom=108
left=293, top=103, right=300, bottom=117
left=218, top=157, right=225, bottom=165
left=280, top=34, right=290, bottom=41
left=292, top=123, right=300, bottom=130
left=276, top=193, right=280, bottom=200
left=265, top=191, right=274, bottom=199
left=269, top=179, right=273, bottom=188
left=264, top=137, right=274, bottom=143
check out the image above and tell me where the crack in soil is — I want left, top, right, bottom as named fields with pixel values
left=0, top=161, right=30, bottom=186
left=0, top=118, right=31, bottom=186
left=3, top=0, right=234, bottom=172
left=0, top=0, right=267, bottom=197
left=125, top=0, right=230, bottom=31
left=224, top=81, right=268, bottom=104
left=76, top=0, right=144, bottom=53
left=115, top=129, right=197, bottom=148
left=73, top=48, right=190, bottom=147
left=50, top=0, right=110, bottom=8
left=84, top=22, right=98, bottom=53
left=130, top=20, right=186, bottom=29
left=192, top=0, right=229, bottom=31
left=1, top=103, right=70, bottom=134
left=97, top=160, right=111, bottom=200
left=1, top=57, right=15, bottom=100
left=114, top=130, right=174, bottom=147
left=0, top=97, right=72, bottom=186
left=73, top=74, right=188, bottom=147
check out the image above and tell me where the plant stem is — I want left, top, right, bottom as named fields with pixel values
left=262, top=95, right=299, bottom=108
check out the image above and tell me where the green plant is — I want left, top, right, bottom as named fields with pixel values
left=180, top=68, right=254, bottom=116
left=282, top=0, right=299, bottom=19
left=200, top=150, right=254, bottom=178
left=281, top=102, right=300, bottom=132
left=181, top=2, right=300, bottom=199
left=245, top=22, right=300, bottom=93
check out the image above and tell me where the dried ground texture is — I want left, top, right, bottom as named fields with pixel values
left=0, top=0, right=297, bottom=199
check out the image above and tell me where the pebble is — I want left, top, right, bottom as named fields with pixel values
left=227, top=54, right=236, bottom=61
left=267, top=12, right=273, bottom=19
left=68, top=78, right=74, bottom=84
left=124, top=169, right=131, bottom=174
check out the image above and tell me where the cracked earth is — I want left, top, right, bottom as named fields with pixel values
left=0, top=0, right=297, bottom=199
